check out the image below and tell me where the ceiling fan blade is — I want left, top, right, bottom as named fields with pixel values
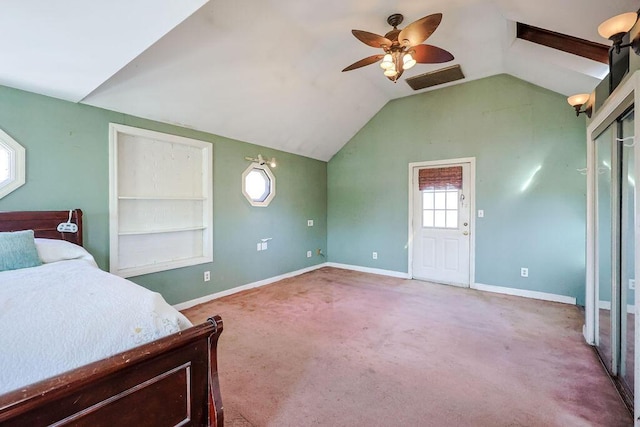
left=398, top=13, right=442, bottom=47
left=342, top=54, right=385, bottom=72
left=351, top=30, right=393, bottom=48
left=411, top=44, right=454, bottom=63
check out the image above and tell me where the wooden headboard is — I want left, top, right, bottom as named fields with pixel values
left=0, top=209, right=83, bottom=246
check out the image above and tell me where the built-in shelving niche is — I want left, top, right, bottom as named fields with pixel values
left=109, top=124, right=213, bottom=278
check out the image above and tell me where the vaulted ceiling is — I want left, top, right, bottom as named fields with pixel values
left=1, top=1, right=638, bottom=161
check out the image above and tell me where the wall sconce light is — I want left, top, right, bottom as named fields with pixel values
left=245, top=154, right=276, bottom=168
left=598, top=12, right=640, bottom=55
left=598, top=12, right=640, bottom=94
left=567, top=94, right=592, bottom=118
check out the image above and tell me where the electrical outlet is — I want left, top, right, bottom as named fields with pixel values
left=630, top=279, right=636, bottom=290
left=307, top=219, right=314, bottom=227
left=372, top=252, right=378, bottom=260
left=520, top=267, right=528, bottom=278
left=307, top=250, right=312, bottom=258
left=204, top=271, right=210, bottom=282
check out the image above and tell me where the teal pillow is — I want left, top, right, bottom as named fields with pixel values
left=0, top=230, right=42, bottom=272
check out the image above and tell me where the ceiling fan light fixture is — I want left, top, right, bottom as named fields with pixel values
left=384, top=67, right=398, bottom=77
left=598, top=12, right=638, bottom=41
left=403, top=52, right=416, bottom=69
left=343, top=12, right=454, bottom=83
left=380, top=54, right=394, bottom=69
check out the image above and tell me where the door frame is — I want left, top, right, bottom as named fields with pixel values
left=585, top=70, right=640, bottom=416
left=408, top=157, right=476, bottom=285
left=585, top=72, right=638, bottom=345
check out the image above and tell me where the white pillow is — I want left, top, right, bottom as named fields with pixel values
left=34, top=238, right=98, bottom=267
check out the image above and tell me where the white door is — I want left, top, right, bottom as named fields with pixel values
left=412, top=162, right=471, bottom=286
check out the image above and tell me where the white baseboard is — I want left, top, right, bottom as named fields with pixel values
left=325, top=262, right=410, bottom=279
left=598, top=300, right=635, bottom=314
left=471, top=282, right=576, bottom=305
left=175, top=264, right=578, bottom=310
left=173, top=263, right=328, bottom=311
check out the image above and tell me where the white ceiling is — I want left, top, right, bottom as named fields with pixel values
left=1, top=1, right=637, bottom=161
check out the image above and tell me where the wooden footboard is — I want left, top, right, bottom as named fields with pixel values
left=0, top=316, right=223, bottom=427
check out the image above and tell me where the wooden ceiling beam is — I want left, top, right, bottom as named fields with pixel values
left=516, top=22, right=609, bottom=64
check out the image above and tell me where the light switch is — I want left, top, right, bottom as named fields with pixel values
left=478, top=210, right=484, bottom=218
left=307, top=219, right=314, bottom=227
left=261, top=242, right=268, bottom=250
left=257, top=243, right=262, bottom=251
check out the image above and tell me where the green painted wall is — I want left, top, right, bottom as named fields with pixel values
left=0, top=85, right=327, bottom=305
left=327, top=74, right=588, bottom=304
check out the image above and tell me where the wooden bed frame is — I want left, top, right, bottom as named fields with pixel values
left=0, top=210, right=224, bottom=426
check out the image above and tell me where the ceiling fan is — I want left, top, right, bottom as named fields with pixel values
left=342, top=13, right=454, bottom=83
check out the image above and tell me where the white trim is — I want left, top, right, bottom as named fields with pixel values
left=174, top=264, right=576, bottom=313
left=598, top=300, right=636, bottom=315
left=173, top=263, right=327, bottom=310
left=0, top=128, right=25, bottom=199
left=584, top=72, right=640, bottom=416
left=471, top=282, right=576, bottom=305
left=585, top=71, right=639, bottom=345
left=109, top=123, right=213, bottom=278
left=598, top=300, right=610, bottom=310
left=242, top=162, right=276, bottom=207
left=407, top=157, right=476, bottom=286
left=325, top=262, right=410, bottom=279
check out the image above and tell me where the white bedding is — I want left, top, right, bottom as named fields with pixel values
left=0, top=257, right=192, bottom=395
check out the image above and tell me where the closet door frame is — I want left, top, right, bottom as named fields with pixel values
left=586, top=70, right=640, bottom=416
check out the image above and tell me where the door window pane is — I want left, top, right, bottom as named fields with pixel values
left=423, top=210, right=434, bottom=227
left=422, top=188, right=460, bottom=229
left=423, top=192, right=434, bottom=210
left=446, top=191, right=458, bottom=209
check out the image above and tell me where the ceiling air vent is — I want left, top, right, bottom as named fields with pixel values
left=405, top=65, right=465, bottom=91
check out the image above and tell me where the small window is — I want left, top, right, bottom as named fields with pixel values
left=0, top=129, right=26, bottom=199
left=242, top=164, right=275, bottom=207
left=422, top=189, right=459, bottom=228
left=419, top=166, right=462, bottom=229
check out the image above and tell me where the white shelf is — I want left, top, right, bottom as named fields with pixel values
left=119, top=225, right=206, bottom=236
left=109, top=123, right=213, bottom=278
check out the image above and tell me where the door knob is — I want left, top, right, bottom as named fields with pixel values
left=463, top=222, right=468, bottom=226
left=463, top=231, right=469, bottom=235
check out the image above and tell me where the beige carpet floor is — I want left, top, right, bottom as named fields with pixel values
left=183, top=267, right=632, bottom=426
